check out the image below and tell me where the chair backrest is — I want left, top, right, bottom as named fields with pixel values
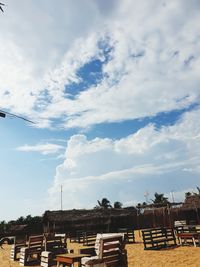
left=28, top=235, right=44, bottom=249
left=44, top=233, right=67, bottom=254
left=174, top=220, right=187, bottom=227
left=83, top=231, right=96, bottom=246
left=13, top=235, right=26, bottom=246
left=55, top=233, right=67, bottom=247
left=95, top=233, right=124, bottom=256
left=99, top=235, right=124, bottom=267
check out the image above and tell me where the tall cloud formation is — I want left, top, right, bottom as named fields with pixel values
left=1, top=1, right=200, bottom=209
left=0, top=1, right=199, bottom=127
left=48, top=107, right=200, bottom=209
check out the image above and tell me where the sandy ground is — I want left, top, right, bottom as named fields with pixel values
left=0, top=231, right=200, bottom=267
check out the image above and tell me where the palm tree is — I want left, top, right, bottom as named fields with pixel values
left=0, top=2, right=5, bottom=13
left=152, top=192, right=169, bottom=205
left=97, top=198, right=112, bottom=209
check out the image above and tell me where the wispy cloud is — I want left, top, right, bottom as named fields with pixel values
left=16, top=143, right=65, bottom=155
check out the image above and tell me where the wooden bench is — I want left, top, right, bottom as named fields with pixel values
left=19, top=235, right=44, bottom=266
left=142, top=227, right=177, bottom=250
left=10, top=235, right=27, bottom=261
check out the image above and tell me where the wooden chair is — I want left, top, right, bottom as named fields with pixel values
left=174, top=220, right=187, bottom=235
left=41, top=233, right=72, bottom=267
left=177, top=232, right=200, bottom=247
left=70, top=230, right=85, bottom=243
left=19, top=235, right=44, bottom=266
left=81, top=234, right=127, bottom=267
left=10, top=235, right=27, bottom=261
left=45, top=233, right=67, bottom=255
left=99, top=235, right=127, bottom=267
left=83, top=231, right=97, bottom=246
left=118, top=228, right=135, bottom=243
left=142, top=227, right=177, bottom=250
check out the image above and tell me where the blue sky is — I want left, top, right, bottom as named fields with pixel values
left=0, top=0, right=200, bottom=221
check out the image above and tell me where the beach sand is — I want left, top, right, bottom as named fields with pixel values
left=0, top=231, right=199, bottom=267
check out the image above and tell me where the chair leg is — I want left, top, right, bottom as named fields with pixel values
left=192, top=237, right=196, bottom=247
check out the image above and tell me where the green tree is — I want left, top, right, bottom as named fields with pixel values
left=113, top=201, right=123, bottom=209
left=0, top=220, right=6, bottom=233
left=152, top=192, right=169, bottom=205
left=97, top=198, right=112, bottom=209
left=15, top=216, right=25, bottom=224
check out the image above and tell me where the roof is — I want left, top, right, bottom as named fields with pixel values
left=182, top=195, right=200, bottom=209
left=9, top=224, right=28, bottom=232
left=138, top=202, right=182, bottom=209
left=43, top=208, right=135, bottom=223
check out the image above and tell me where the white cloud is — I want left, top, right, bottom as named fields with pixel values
left=48, top=108, right=200, bottom=209
left=56, top=0, right=199, bottom=129
left=0, top=0, right=200, bottom=222
left=0, top=0, right=107, bottom=117
left=165, top=188, right=197, bottom=203
left=1, top=1, right=200, bottom=213
left=0, top=1, right=199, bottom=128
left=16, top=143, right=64, bottom=155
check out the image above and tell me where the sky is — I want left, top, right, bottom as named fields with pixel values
left=0, top=0, right=200, bottom=221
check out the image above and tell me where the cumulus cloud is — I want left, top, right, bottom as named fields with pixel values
left=42, top=0, right=200, bottom=128
left=0, top=0, right=108, bottom=116
left=0, top=1, right=199, bottom=128
left=16, top=143, right=64, bottom=155
left=48, top=107, right=200, bottom=209
left=1, top=1, right=200, bottom=212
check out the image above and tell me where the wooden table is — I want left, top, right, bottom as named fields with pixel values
left=56, top=253, right=90, bottom=267
left=177, top=232, right=200, bottom=247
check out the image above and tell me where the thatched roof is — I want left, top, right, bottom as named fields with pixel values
left=182, top=195, right=200, bottom=209
left=43, top=208, right=135, bottom=223
left=9, top=224, right=28, bottom=232
left=138, top=202, right=182, bottom=210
